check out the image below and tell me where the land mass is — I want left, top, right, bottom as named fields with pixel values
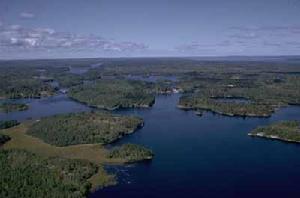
left=249, top=120, right=300, bottom=143
left=68, top=79, right=155, bottom=110
left=0, top=103, right=29, bottom=113
left=27, top=111, right=144, bottom=146
left=108, top=143, right=154, bottom=163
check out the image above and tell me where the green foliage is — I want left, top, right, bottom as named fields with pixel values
left=0, top=120, right=20, bottom=129
left=108, top=144, right=153, bottom=162
left=0, top=134, right=11, bottom=145
left=69, top=80, right=155, bottom=110
left=0, top=103, right=29, bottom=113
left=178, top=95, right=274, bottom=117
left=54, top=73, right=84, bottom=88
left=27, top=112, right=144, bottom=146
left=0, top=66, right=55, bottom=99
left=178, top=75, right=300, bottom=117
left=0, top=149, right=97, bottom=198
left=250, top=121, right=300, bottom=142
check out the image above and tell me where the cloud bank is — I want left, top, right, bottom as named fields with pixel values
left=0, top=23, right=148, bottom=58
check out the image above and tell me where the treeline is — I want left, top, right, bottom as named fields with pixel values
left=108, top=143, right=154, bottom=163
left=0, top=149, right=97, bottom=198
left=27, top=112, right=143, bottom=146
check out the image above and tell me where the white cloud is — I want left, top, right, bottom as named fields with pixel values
left=20, top=12, right=35, bottom=19
left=0, top=23, right=148, bottom=53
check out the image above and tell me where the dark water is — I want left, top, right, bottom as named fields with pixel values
left=1, top=94, right=300, bottom=198
left=91, top=94, right=300, bottom=198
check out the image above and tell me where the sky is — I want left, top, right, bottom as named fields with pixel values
left=0, top=0, right=300, bottom=59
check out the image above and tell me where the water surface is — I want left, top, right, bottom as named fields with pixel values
left=92, top=94, right=300, bottom=198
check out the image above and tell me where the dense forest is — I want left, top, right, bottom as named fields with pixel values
left=27, top=112, right=143, bottom=146
left=0, top=134, right=10, bottom=145
left=0, top=66, right=55, bottom=99
left=0, top=120, right=20, bottom=129
left=68, top=80, right=155, bottom=110
left=177, top=73, right=300, bottom=117
left=249, top=121, right=300, bottom=142
left=0, top=149, right=97, bottom=198
left=108, top=144, right=154, bottom=163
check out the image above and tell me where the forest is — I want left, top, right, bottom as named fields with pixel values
left=0, top=149, right=97, bottom=198
left=0, top=120, right=20, bottom=129
left=249, top=121, right=300, bottom=143
left=108, top=143, right=154, bottom=163
left=27, top=112, right=144, bottom=146
left=68, top=79, right=155, bottom=110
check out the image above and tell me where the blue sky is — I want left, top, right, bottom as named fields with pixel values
left=0, top=0, right=300, bottom=59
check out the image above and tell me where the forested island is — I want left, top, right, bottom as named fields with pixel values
left=108, top=143, right=154, bottom=163
left=249, top=121, right=300, bottom=143
left=27, top=112, right=144, bottom=146
left=68, top=80, right=155, bottom=110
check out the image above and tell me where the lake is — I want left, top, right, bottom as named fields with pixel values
left=1, top=94, right=300, bottom=198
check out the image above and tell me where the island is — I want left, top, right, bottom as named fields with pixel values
left=68, top=79, right=155, bottom=110
left=0, top=103, right=29, bottom=113
left=178, top=96, right=274, bottom=117
left=27, top=111, right=144, bottom=146
left=107, top=143, right=154, bottom=163
left=249, top=121, right=300, bottom=143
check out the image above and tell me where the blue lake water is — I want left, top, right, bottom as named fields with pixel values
left=0, top=94, right=90, bottom=121
left=93, top=94, right=300, bottom=198
left=1, top=94, right=300, bottom=198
